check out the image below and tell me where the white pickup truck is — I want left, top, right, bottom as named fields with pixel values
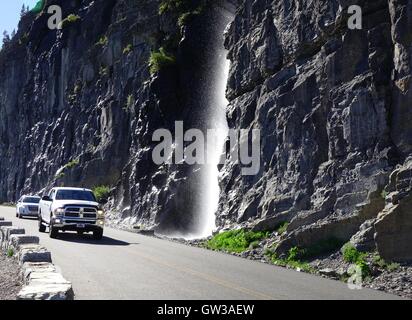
left=38, top=187, right=106, bottom=240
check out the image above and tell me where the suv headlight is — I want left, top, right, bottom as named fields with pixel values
left=53, top=208, right=65, bottom=217
left=97, top=209, right=105, bottom=218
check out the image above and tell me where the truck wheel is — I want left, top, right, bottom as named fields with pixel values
left=38, top=215, right=46, bottom=233
left=49, top=223, right=59, bottom=239
left=93, top=229, right=103, bottom=240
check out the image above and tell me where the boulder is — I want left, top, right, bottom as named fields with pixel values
left=375, top=192, right=412, bottom=262
left=17, top=272, right=74, bottom=300
left=350, top=219, right=376, bottom=252
left=9, top=235, right=39, bottom=249
left=18, top=244, right=52, bottom=264
left=20, top=262, right=57, bottom=284
left=0, top=226, right=25, bottom=249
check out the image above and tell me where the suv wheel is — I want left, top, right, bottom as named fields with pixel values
left=93, top=229, right=103, bottom=240
left=38, top=213, right=46, bottom=233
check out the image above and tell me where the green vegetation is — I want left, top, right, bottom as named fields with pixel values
left=96, top=35, right=108, bottom=47
left=99, top=66, right=109, bottom=77
left=381, top=190, right=388, bottom=199
left=7, top=248, right=14, bottom=258
left=125, top=94, right=135, bottom=110
left=372, top=253, right=400, bottom=272
left=206, top=229, right=269, bottom=253
left=92, top=185, right=110, bottom=202
left=177, top=9, right=202, bottom=27
left=59, top=14, right=81, bottom=29
left=342, top=242, right=363, bottom=263
left=149, top=48, right=176, bottom=74
left=276, top=222, right=289, bottom=235
left=341, top=243, right=370, bottom=278
left=55, top=172, right=65, bottom=179
left=123, top=44, right=133, bottom=55
left=267, top=247, right=315, bottom=273
left=65, top=159, right=79, bottom=170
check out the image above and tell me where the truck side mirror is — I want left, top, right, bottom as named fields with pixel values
left=42, top=196, right=52, bottom=202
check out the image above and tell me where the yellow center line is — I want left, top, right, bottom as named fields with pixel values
left=123, top=246, right=279, bottom=300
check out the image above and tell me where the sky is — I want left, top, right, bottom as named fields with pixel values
left=0, top=0, right=39, bottom=43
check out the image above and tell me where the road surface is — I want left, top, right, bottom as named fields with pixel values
left=0, top=206, right=402, bottom=300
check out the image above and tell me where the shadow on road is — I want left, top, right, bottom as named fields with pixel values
left=54, top=233, right=135, bottom=246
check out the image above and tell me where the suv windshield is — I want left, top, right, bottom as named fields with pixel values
left=55, top=190, right=96, bottom=202
left=23, top=197, right=40, bottom=204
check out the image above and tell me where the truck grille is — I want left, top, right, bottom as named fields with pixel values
left=64, top=206, right=97, bottom=219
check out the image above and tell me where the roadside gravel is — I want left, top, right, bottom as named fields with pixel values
left=0, top=253, right=22, bottom=300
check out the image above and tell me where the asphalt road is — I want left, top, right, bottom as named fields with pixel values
left=0, top=206, right=403, bottom=300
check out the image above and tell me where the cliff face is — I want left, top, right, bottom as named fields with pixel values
left=219, top=0, right=412, bottom=261
left=0, top=0, right=234, bottom=237
left=1, top=0, right=412, bottom=260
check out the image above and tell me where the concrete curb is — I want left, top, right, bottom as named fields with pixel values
left=0, top=217, right=74, bottom=300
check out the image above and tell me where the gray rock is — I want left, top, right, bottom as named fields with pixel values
left=18, top=244, right=52, bottom=264
left=9, top=235, right=39, bottom=250
left=17, top=272, right=74, bottom=300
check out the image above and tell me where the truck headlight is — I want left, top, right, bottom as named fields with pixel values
left=97, top=209, right=105, bottom=218
left=53, top=208, right=65, bottom=217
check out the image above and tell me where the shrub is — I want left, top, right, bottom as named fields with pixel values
left=276, top=222, right=289, bottom=235
left=387, top=262, right=400, bottom=272
left=206, top=229, right=269, bottom=253
left=65, top=159, right=79, bottom=170
left=159, top=0, right=189, bottom=15
left=125, top=94, right=135, bottom=110
left=7, top=248, right=14, bottom=258
left=123, top=44, right=133, bottom=55
left=92, top=185, right=110, bottom=202
left=342, top=243, right=363, bottom=263
left=97, top=35, right=108, bottom=46
left=149, top=48, right=176, bottom=74
left=59, top=14, right=81, bottom=29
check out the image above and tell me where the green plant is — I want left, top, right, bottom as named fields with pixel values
left=96, top=35, right=108, bottom=46
left=125, top=94, right=135, bottom=110
left=92, top=185, right=110, bottom=202
left=123, top=44, right=133, bottom=55
left=177, top=9, right=202, bottom=27
left=55, top=172, right=65, bottom=179
left=269, top=248, right=315, bottom=273
left=342, top=243, right=363, bottom=263
left=65, top=159, right=79, bottom=169
left=341, top=243, right=371, bottom=278
left=206, top=229, right=269, bottom=253
left=99, top=66, right=109, bottom=77
left=276, top=222, right=289, bottom=235
left=381, top=190, right=388, bottom=199
left=59, top=14, right=81, bottom=29
left=149, top=48, right=176, bottom=74
left=7, top=248, right=14, bottom=257
left=387, top=262, right=400, bottom=272
left=159, top=0, right=189, bottom=15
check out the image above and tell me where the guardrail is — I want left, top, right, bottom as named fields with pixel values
left=0, top=218, right=74, bottom=300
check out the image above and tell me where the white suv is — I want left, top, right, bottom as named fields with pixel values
left=16, top=195, right=41, bottom=218
left=38, top=187, right=106, bottom=240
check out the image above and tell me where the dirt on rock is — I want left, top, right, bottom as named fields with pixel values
left=0, top=253, right=22, bottom=300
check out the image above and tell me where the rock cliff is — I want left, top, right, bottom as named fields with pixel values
left=1, top=0, right=412, bottom=261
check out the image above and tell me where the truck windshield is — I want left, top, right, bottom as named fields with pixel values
left=23, top=197, right=40, bottom=203
left=55, top=190, right=96, bottom=202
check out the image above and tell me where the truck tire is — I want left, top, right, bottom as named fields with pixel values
left=49, top=223, right=59, bottom=239
left=93, top=229, right=103, bottom=240
left=38, top=214, right=46, bottom=233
